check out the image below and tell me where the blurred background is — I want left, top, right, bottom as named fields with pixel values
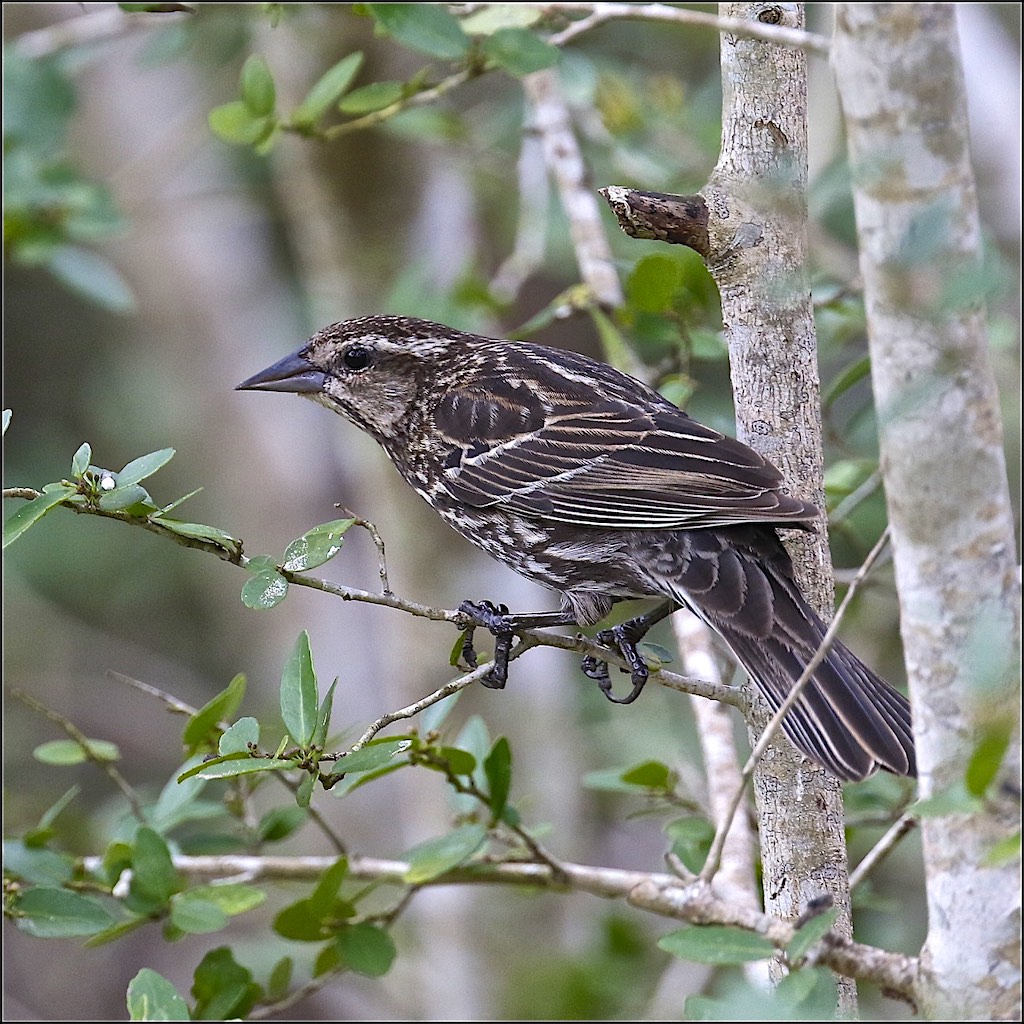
left=3, top=3, right=1020, bottom=1019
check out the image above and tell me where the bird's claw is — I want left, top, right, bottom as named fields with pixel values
left=581, top=625, right=650, bottom=705
left=458, top=600, right=514, bottom=689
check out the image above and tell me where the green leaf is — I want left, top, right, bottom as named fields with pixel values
left=273, top=894, right=354, bottom=942
left=170, top=893, right=229, bottom=934
left=484, top=736, right=512, bottom=820
left=437, top=746, right=476, bottom=776
left=965, top=718, right=1015, bottom=797
left=659, top=925, right=775, bottom=964
left=71, top=442, right=92, bottom=478
left=327, top=738, right=413, bottom=778
left=33, top=738, right=120, bottom=765
left=267, top=957, right=293, bottom=1001
left=37, top=785, right=81, bottom=831
left=338, top=80, right=405, bottom=114
left=2, top=840, right=74, bottom=886
left=282, top=517, right=356, bottom=571
left=911, top=781, right=982, bottom=818
left=627, top=253, right=684, bottom=313
left=621, top=759, right=673, bottom=790
left=337, top=922, right=397, bottom=977
left=982, top=830, right=1021, bottom=867
left=14, top=886, right=117, bottom=937
left=295, top=771, right=315, bottom=808
left=98, top=482, right=152, bottom=512
left=481, top=28, right=559, bottom=76
left=786, top=907, right=839, bottom=962
left=459, top=4, right=542, bottom=34
left=219, top=716, right=259, bottom=754
left=366, top=3, right=470, bottom=59
left=48, top=245, right=136, bottom=312
left=182, top=754, right=295, bottom=782
left=208, top=100, right=274, bottom=145
left=293, top=52, right=364, bottom=126
left=191, top=947, right=260, bottom=1022
left=155, top=519, right=242, bottom=558
left=129, top=828, right=182, bottom=909
left=240, top=54, right=276, bottom=116
left=127, top=968, right=190, bottom=1022
left=241, top=568, right=289, bottom=609
left=823, top=354, right=871, bottom=410
left=664, top=816, right=715, bottom=875
left=313, top=678, right=338, bottom=748
left=183, top=884, right=264, bottom=918
left=3, top=485, right=75, bottom=548
left=280, top=631, right=319, bottom=746
left=117, top=448, right=175, bottom=486
left=403, top=823, right=487, bottom=883
left=258, top=805, right=308, bottom=843
left=183, top=672, right=246, bottom=750
left=156, top=487, right=203, bottom=517
left=311, top=857, right=349, bottom=911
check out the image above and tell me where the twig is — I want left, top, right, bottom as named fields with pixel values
left=106, top=670, right=196, bottom=718
left=320, top=68, right=479, bottom=141
left=104, top=671, right=347, bottom=856
left=672, top=612, right=758, bottom=904
left=10, top=687, right=149, bottom=824
left=522, top=67, right=624, bottom=311
left=14, top=4, right=193, bottom=59
left=4, top=488, right=736, bottom=707
left=351, top=638, right=539, bottom=749
left=848, top=812, right=917, bottom=891
left=699, top=526, right=893, bottom=883
left=538, top=2, right=831, bottom=55
left=490, top=129, right=549, bottom=303
left=828, top=468, right=883, bottom=526
left=77, top=849, right=918, bottom=997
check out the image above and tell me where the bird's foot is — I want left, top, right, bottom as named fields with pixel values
left=581, top=621, right=650, bottom=705
left=457, top=600, right=514, bottom=689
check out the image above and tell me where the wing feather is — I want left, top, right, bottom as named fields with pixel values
left=433, top=349, right=819, bottom=530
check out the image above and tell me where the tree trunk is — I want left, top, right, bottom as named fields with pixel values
left=833, top=4, right=1021, bottom=1019
left=705, top=2, right=857, bottom=1011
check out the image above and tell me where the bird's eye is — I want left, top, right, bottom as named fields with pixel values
left=342, top=345, right=372, bottom=371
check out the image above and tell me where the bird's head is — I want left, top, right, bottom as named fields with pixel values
left=237, top=316, right=472, bottom=441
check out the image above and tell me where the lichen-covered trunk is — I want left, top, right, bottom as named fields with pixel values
left=833, top=4, right=1021, bottom=1019
left=707, top=2, right=855, bottom=1011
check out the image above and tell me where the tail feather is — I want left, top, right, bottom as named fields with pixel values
left=665, top=525, right=916, bottom=782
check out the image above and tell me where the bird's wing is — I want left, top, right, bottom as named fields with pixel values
left=433, top=363, right=818, bottom=531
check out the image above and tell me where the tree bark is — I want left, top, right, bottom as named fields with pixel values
left=702, top=4, right=856, bottom=1010
left=833, top=4, right=1021, bottom=1020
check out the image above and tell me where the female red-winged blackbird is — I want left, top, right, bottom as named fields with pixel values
left=238, top=315, right=915, bottom=782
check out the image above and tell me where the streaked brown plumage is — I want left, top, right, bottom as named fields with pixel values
left=238, top=315, right=915, bottom=781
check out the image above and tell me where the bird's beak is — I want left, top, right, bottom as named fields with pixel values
left=236, top=351, right=327, bottom=394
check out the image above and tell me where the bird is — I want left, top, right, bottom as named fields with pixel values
left=237, top=315, right=915, bottom=782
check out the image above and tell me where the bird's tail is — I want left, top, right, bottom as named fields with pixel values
left=668, top=526, right=915, bottom=781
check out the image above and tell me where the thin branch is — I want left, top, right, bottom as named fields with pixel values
left=320, top=68, right=479, bottom=141
left=14, top=4, right=193, bottom=59
left=104, top=671, right=347, bottom=856
left=521, top=67, right=624, bottom=311
left=700, top=526, right=893, bottom=883
left=490, top=129, right=549, bottom=303
left=536, top=2, right=831, bottom=55
left=828, top=468, right=884, bottom=526
left=848, top=812, right=918, bottom=891
left=78, top=849, right=917, bottom=998
left=10, top=687, right=148, bottom=824
left=672, top=611, right=758, bottom=904
left=351, top=638, right=541, bottom=749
